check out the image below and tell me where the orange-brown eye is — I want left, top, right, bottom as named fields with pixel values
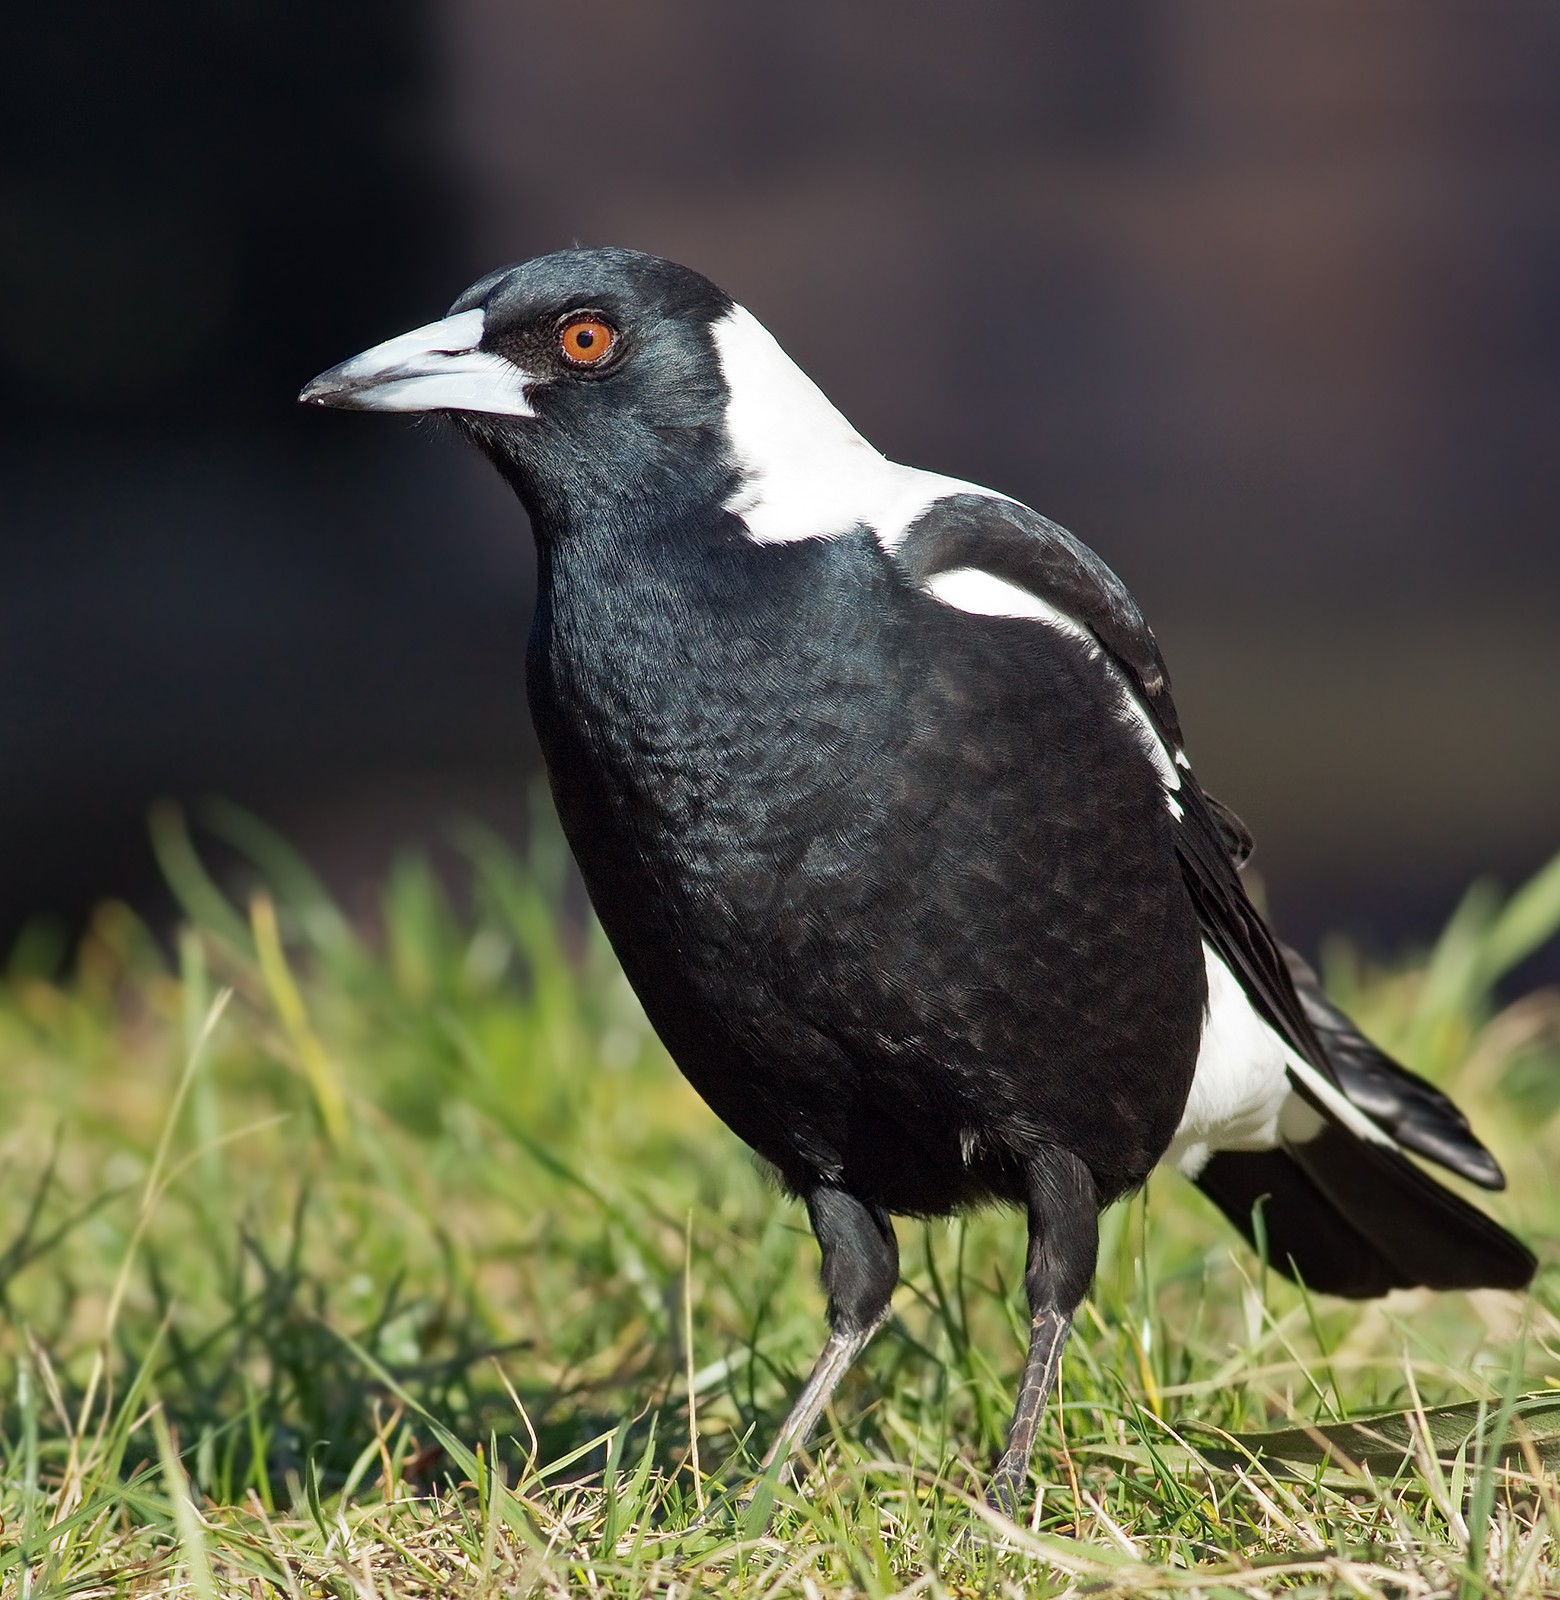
left=558, top=316, right=618, bottom=367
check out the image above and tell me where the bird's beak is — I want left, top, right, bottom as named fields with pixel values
left=298, top=308, right=537, bottom=416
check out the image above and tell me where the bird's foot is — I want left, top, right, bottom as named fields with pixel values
left=984, top=1455, right=1028, bottom=1521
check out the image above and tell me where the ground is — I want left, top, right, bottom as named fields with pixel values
left=2, top=801, right=1558, bottom=1598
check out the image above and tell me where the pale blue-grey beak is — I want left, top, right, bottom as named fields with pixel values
left=298, top=308, right=536, bottom=416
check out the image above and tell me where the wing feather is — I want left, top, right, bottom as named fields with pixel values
left=893, top=493, right=1340, bottom=1089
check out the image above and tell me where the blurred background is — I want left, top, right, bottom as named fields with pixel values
left=4, top=0, right=1558, bottom=971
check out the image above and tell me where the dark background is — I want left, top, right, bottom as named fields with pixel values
left=4, top=0, right=1558, bottom=968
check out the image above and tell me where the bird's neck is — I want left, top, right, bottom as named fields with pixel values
left=525, top=508, right=898, bottom=750
left=482, top=414, right=734, bottom=550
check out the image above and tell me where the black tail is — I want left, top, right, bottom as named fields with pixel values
left=1197, top=793, right=1526, bottom=1296
left=1198, top=1124, right=1535, bottom=1299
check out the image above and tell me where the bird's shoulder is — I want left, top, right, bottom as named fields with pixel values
left=883, top=490, right=1185, bottom=748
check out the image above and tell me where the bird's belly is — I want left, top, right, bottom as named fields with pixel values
left=528, top=587, right=1205, bottom=1211
left=547, top=740, right=1202, bottom=1205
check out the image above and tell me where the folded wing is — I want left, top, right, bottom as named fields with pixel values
left=891, top=492, right=1533, bottom=1296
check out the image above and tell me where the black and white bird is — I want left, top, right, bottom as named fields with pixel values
left=301, top=248, right=1533, bottom=1510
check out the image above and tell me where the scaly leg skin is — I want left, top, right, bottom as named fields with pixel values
left=986, top=1148, right=1099, bottom=1519
left=756, top=1314, right=890, bottom=1476
left=735, top=1186, right=898, bottom=1523
left=987, top=1307, right=1072, bottom=1517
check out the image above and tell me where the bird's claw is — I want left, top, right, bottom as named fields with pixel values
left=984, top=1458, right=1027, bottom=1521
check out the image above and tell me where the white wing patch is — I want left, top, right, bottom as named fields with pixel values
left=712, top=305, right=1009, bottom=547
left=923, top=568, right=1093, bottom=640
left=1167, top=944, right=1390, bottom=1179
left=926, top=567, right=1181, bottom=796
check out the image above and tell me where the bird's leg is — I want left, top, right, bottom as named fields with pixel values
left=988, top=1147, right=1098, bottom=1517
left=758, top=1185, right=898, bottom=1479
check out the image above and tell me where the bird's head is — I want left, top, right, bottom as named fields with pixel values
left=300, top=247, right=751, bottom=532
left=301, top=245, right=890, bottom=544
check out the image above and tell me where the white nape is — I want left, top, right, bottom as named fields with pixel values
left=321, top=309, right=536, bottom=418
left=712, top=305, right=1008, bottom=546
left=1166, top=943, right=1391, bottom=1179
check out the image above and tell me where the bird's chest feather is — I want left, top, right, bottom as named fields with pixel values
left=528, top=537, right=915, bottom=931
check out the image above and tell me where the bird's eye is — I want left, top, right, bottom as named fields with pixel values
left=558, top=316, right=619, bottom=368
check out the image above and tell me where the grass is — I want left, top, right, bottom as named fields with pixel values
left=2, top=797, right=1559, bottom=1598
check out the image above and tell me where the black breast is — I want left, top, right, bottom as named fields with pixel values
left=526, top=523, right=1204, bottom=1214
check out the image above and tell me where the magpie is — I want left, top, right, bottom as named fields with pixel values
left=301, top=247, right=1534, bottom=1511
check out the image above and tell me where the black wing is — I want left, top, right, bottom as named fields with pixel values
left=1281, top=944, right=1505, bottom=1189
left=892, top=493, right=1532, bottom=1295
left=895, top=493, right=1186, bottom=743
left=895, top=493, right=1334, bottom=1083
left=1193, top=765, right=1504, bottom=1185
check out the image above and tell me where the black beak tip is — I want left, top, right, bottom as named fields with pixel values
left=298, top=374, right=339, bottom=407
